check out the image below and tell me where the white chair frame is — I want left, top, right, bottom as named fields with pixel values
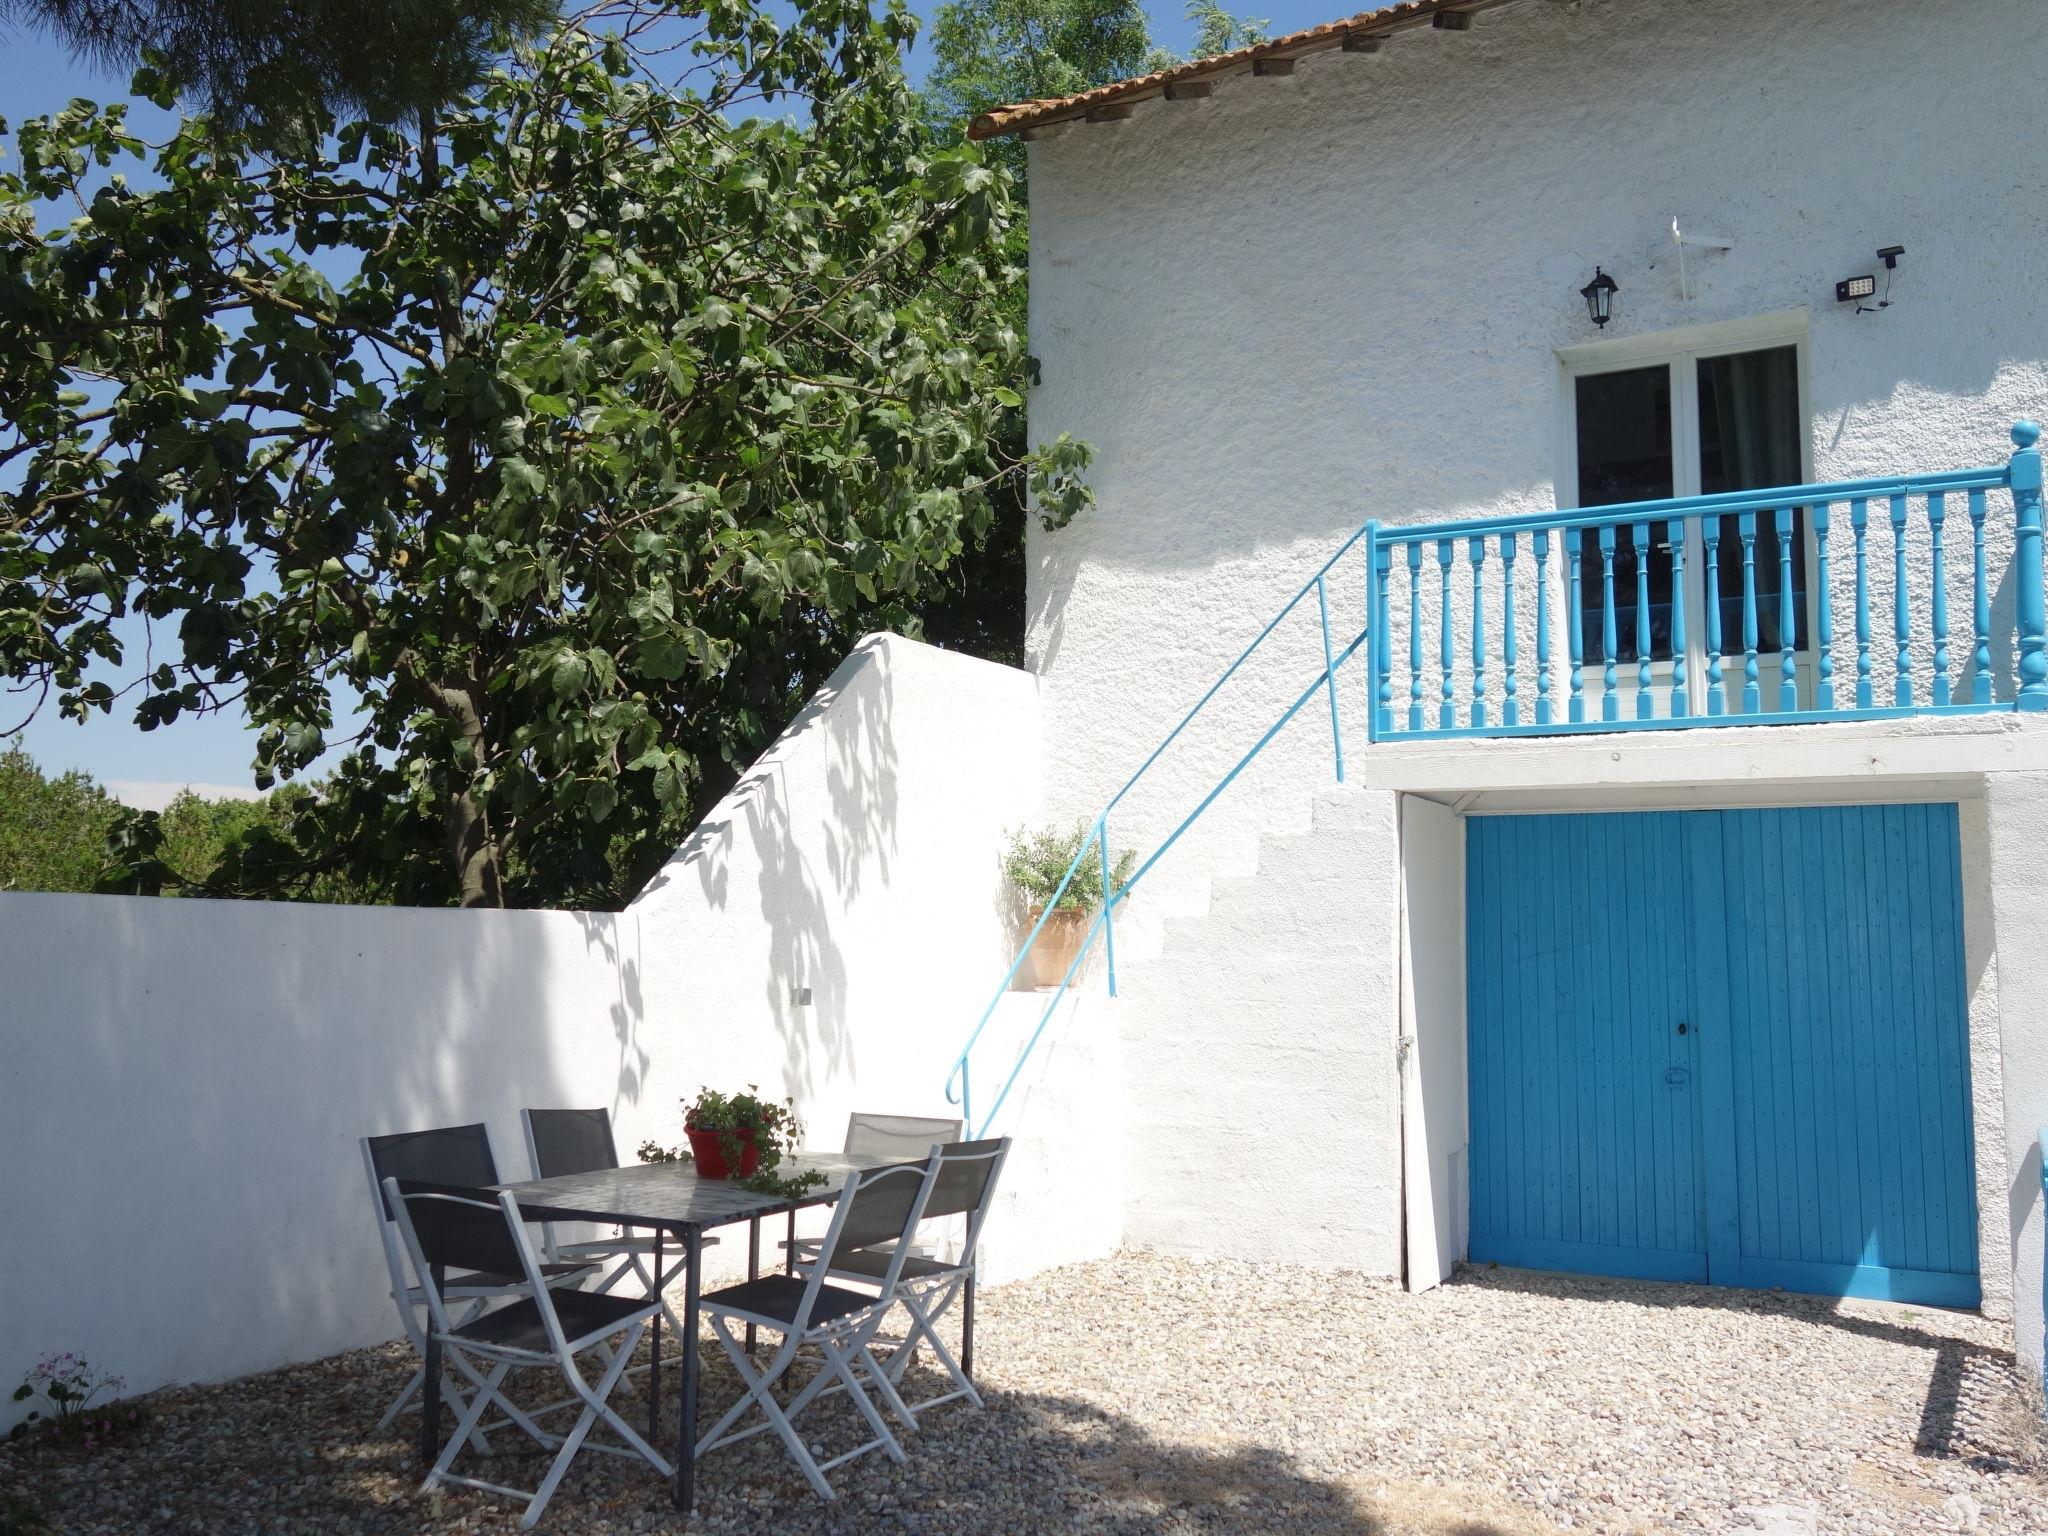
left=825, top=1137, right=1010, bottom=1420
left=695, top=1157, right=940, bottom=1500
left=385, top=1179, right=674, bottom=1531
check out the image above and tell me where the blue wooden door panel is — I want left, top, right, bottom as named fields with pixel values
left=1715, top=805, right=1978, bottom=1307
left=1466, top=813, right=1706, bottom=1282
left=1467, top=804, right=1977, bottom=1307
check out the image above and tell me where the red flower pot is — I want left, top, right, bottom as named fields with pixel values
left=685, top=1125, right=761, bottom=1179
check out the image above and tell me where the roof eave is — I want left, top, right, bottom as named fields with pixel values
left=966, top=0, right=1521, bottom=142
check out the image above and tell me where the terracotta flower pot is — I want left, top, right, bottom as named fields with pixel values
left=1023, top=904, right=1090, bottom=990
left=684, top=1125, right=761, bottom=1179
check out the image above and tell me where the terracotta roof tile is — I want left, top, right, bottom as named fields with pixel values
left=967, top=0, right=1518, bottom=140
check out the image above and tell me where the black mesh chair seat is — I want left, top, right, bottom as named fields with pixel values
left=823, top=1248, right=952, bottom=1283
left=699, top=1273, right=884, bottom=1329
left=451, top=1289, right=655, bottom=1354
left=555, top=1234, right=661, bottom=1257
left=446, top=1261, right=596, bottom=1291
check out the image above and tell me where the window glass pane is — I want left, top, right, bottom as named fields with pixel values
left=1575, top=366, right=1674, bottom=663
left=1576, top=365, right=1673, bottom=507
left=1698, top=346, right=1800, bottom=495
left=1699, top=346, right=1806, bottom=651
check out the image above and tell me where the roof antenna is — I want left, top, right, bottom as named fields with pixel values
left=1669, top=217, right=1736, bottom=301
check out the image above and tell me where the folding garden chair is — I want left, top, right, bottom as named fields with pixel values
left=695, top=1156, right=940, bottom=1500
left=782, top=1112, right=960, bottom=1270
left=361, top=1125, right=596, bottom=1436
left=519, top=1107, right=713, bottom=1338
left=384, top=1178, right=673, bottom=1530
left=820, top=1136, right=1010, bottom=1419
left=843, top=1112, right=963, bottom=1158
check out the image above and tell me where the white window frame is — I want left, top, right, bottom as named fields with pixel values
left=1553, top=310, right=1814, bottom=717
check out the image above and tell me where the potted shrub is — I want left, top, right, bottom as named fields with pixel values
left=1002, top=823, right=1136, bottom=990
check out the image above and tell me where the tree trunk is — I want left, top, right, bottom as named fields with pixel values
left=447, top=789, right=504, bottom=908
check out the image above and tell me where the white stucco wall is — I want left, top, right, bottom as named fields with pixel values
left=0, top=634, right=1107, bottom=1425
left=1984, top=772, right=2048, bottom=1383
left=1115, top=787, right=1403, bottom=1272
left=1959, top=794, right=2013, bottom=1325
left=1025, top=0, right=2048, bottom=912
left=1399, top=795, right=1466, bottom=1291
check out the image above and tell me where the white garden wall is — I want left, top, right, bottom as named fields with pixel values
left=0, top=895, right=636, bottom=1419
left=0, top=634, right=1111, bottom=1426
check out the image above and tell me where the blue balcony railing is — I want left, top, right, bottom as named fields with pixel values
left=944, top=420, right=2047, bottom=1137
left=1364, top=422, right=2048, bottom=739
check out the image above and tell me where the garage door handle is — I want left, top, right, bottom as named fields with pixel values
left=1676, top=1021, right=1690, bottom=1035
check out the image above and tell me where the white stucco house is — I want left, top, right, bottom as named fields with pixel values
left=12, top=0, right=2048, bottom=1433
left=967, top=0, right=2048, bottom=1378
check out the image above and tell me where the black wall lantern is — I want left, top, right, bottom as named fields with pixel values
left=1580, top=266, right=1619, bottom=328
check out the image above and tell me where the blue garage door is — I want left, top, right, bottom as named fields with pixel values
left=1467, top=805, right=1978, bottom=1308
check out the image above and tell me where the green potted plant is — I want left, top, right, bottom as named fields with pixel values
left=679, top=1086, right=801, bottom=1180
left=1002, top=823, right=1136, bottom=990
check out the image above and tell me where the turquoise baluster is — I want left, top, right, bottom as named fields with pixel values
left=1534, top=531, right=1553, bottom=726
left=1599, top=524, right=1619, bottom=722
left=1852, top=498, right=1873, bottom=709
left=1668, top=518, right=1689, bottom=718
left=1739, top=512, right=1760, bottom=714
left=1438, top=539, right=1456, bottom=729
left=1568, top=539, right=1585, bottom=723
left=1928, top=491, right=1950, bottom=707
left=1407, top=543, right=1424, bottom=732
left=1469, top=536, right=1487, bottom=728
left=1891, top=492, right=1912, bottom=707
left=1372, top=540, right=1393, bottom=737
left=1813, top=501, right=1835, bottom=711
left=2016, top=420, right=2046, bottom=712
left=1501, top=533, right=1519, bottom=727
left=1633, top=521, right=1652, bottom=719
left=1704, top=519, right=1724, bottom=715
left=1776, top=507, right=1797, bottom=711
left=1970, top=488, right=1991, bottom=706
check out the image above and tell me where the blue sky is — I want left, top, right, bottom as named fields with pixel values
left=0, top=0, right=1334, bottom=805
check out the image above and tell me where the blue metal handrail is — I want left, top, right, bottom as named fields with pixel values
left=944, top=523, right=1375, bottom=1137
left=1372, top=466, right=2010, bottom=546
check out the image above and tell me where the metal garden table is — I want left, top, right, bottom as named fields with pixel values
left=416, top=1152, right=887, bottom=1513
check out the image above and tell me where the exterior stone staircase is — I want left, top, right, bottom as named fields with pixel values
left=975, top=786, right=1405, bottom=1282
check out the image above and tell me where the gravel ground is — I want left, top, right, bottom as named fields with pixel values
left=7, top=1253, right=2045, bottom=1535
